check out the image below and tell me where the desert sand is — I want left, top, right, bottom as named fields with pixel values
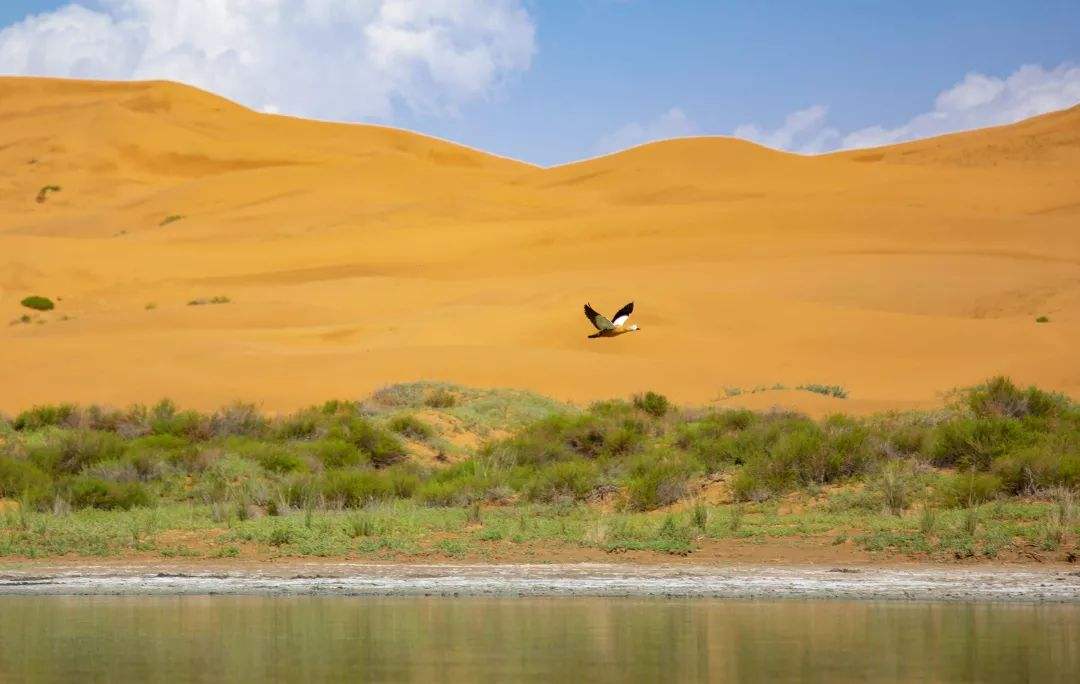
left=2, top=77, right=1078, bottom=415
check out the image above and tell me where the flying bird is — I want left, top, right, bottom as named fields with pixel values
left=584, top=302, right=639, bottom=338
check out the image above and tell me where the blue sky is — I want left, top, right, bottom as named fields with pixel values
left=2, top=1, right=1079, bottom=165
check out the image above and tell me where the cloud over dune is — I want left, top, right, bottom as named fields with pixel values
left=593, top=107, right=697, bottom=155
left=0, top=0, right=536, bottom=121
left=734, top=63, right=1080, bottom=153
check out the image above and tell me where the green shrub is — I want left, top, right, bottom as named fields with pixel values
left=0, top=456, right=52, bottom=502
left=633, top=391, right=671, bottom=418
left=964, top=376, right=1066, bottom=419
left=624, top=455, right=692, bottom=510
left=192, top=454, right=270, bottom=506
left=121, top=435, right=190, bottom=481
left=486, top=412, right=648, bottom=466
left=417, top=461, right=501, bottom=506
left=384, top=465, right=421, bottom=499
left=12, top=404, right=77, bottom=430
left=320, top=469, right=391, bottom=507
left=928, top=417, right=1029, bottom=469
left=1035, top=316, right=1050, bottom=323
left=388, top=414, right=435, bottom=441
left=341, top=418, right=407, bottom=467
left=275, top=409, right=324, bottom=440
left=20, top=296, right=54, bottom=312
left=209, top=403, right=267, bottom=438
left=884, top=422, right=930, bottom=456
left=148, top=400, right=206, bottom=438
left=525, top=460, right=600, bottom=502
left=936, top=472, right=1003, bottom=508
left=345, top=513, right=378, bottom=538
left=992, top=440, right=1080, bottom=493
left=305, top=438, right=365, bottom=469
left=47, top=430, right=126, bottom=474
left=67, top=476, right=150, bottom=510
left=416, top=479, right=471, bottom=506
left=877, top=462, right=912, bottom=515
left=424, top=388, right=457, bottom=408
left=226, top=438, right=304, bottom=474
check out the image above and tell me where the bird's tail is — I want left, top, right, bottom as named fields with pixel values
left=588, top=331, right=603, bottom=339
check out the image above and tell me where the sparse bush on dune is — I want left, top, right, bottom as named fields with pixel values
left=388, top=414, right=435, bottom=441
left=35, top=184, right=61, bottom=202
left=633, top=391, right=671, bottom=418
left=187, top=296, right=231, bottom=306
left=20, top=295, right=55, bottom=312
left=12, top=404, right=77, bottom=431
left=963, top=376, right=1067, bottom=420
left=797, top=384, right=848, bottom=399
left=340, top=417, right=407, bottom=467
left=424, top=388, right=457, bottom=408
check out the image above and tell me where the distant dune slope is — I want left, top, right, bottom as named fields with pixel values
left=2, top=77, right=1078, bottom=414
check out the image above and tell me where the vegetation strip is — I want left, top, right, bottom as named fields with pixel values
left=1, top=378, right=1077, bottom=562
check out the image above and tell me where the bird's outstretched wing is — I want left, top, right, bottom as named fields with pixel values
left=611, top=302, right=634, bottom=327
left=584, top=303, right=614, bottom=331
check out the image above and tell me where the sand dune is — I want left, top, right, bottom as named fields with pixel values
left=2, top=77, right=1078, bottom=414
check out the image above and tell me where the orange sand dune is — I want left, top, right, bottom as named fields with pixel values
left=2, top=77, right=1078, bottom=415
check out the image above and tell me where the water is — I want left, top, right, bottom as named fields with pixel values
left=1, top=596, right=1077, bottom=682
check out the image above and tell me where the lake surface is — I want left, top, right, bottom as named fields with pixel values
left=1, top=596, right=1077, bottom=682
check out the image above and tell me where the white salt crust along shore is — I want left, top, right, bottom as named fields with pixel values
left=2, top=563, right=1080, bottom=601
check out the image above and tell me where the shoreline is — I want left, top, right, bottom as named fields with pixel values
left=3, top=561, right=1079, bottom=602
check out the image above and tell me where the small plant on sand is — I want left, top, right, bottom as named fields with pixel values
left=1035, top=316, right=1050, bottom=323
left=20, top=296, right=54, bottom=312
left=160, top=214, right=185, bottom=227
left=797, top=384, right=848, bottom=399
left=35, top=185, right=61, bottom=203
left=144, top=302, right=157, bottom=311
left=187, top=296, right=231, bottom=306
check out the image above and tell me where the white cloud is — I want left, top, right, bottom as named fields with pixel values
left=734, top=63, right=1080, bottom=153
left=593, top=107, right=696, bottom=155
left=0, top=0, right=536, bottom=121
left=732, top=104, right=839, bottom=154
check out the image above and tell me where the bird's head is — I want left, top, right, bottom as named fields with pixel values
left=629, top=324, right=640, bottom=332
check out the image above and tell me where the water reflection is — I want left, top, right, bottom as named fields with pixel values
left=1, top=597, right=1077, bottom=682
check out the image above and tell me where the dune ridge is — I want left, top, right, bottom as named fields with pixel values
left=2, top=77, right=1078, bottom=414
